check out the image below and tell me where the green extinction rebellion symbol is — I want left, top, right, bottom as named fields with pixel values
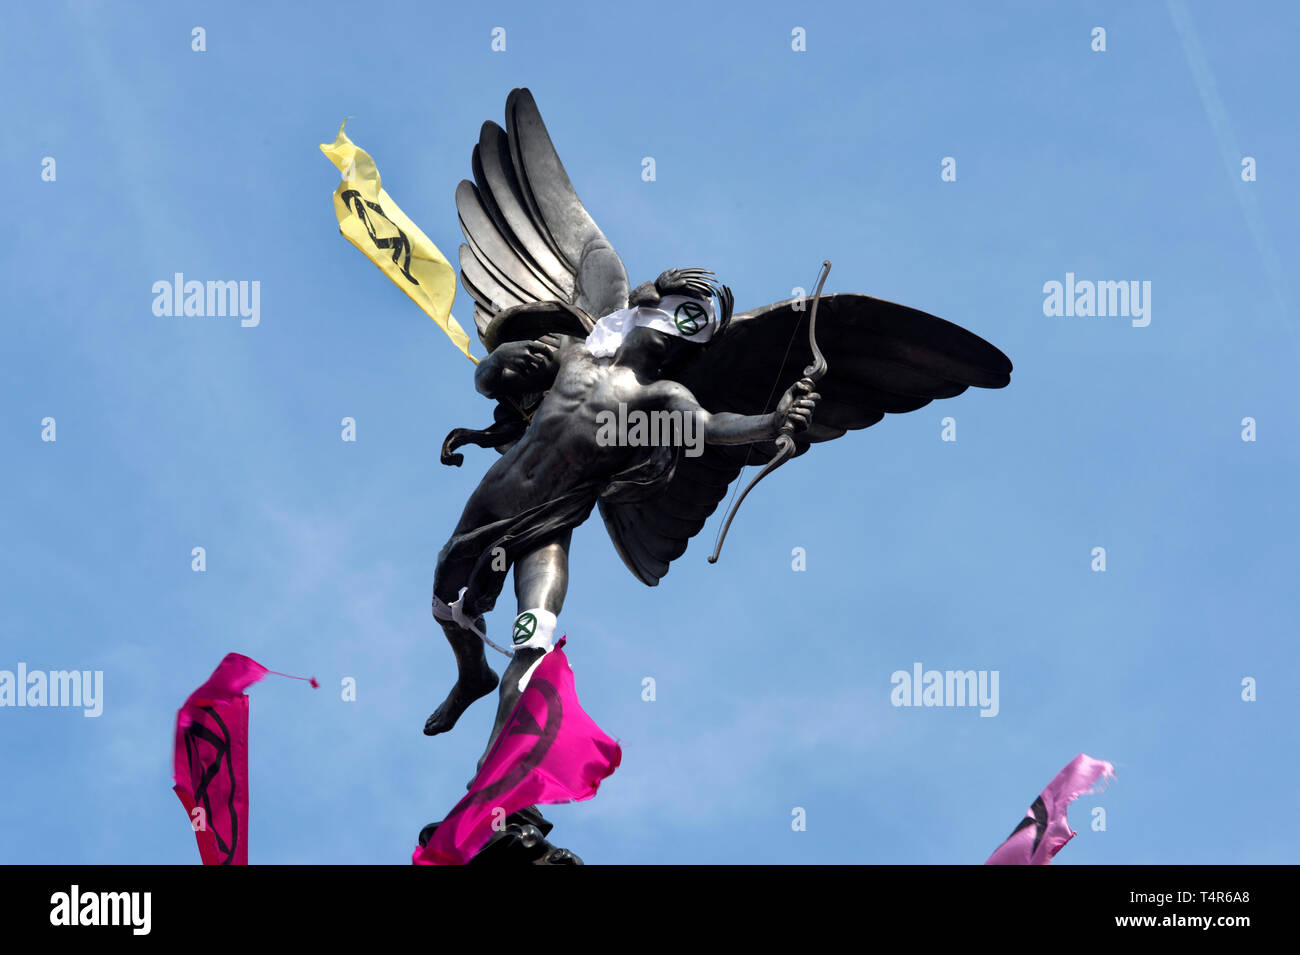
left=512, top=612, right=538, bottom=645
left=674, top=301, right=708, bottom=335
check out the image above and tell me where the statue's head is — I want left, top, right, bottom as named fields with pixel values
left=627, top=268, right=734, bottom=337
left=602, top=268, right=733, bottom=367
left=475, top=338, right=556, bottom=398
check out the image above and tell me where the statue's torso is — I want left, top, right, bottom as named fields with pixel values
left=479, top=340, right=657, bottom=511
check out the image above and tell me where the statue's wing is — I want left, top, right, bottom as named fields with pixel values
left=598, top=293, right=1013, bottom=585
left=456, top=87, right=629, bottom=349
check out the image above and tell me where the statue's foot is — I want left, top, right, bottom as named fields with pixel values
left=416, top=807, right=581, bottom=865
left=423, top=666, right=499, bottom=736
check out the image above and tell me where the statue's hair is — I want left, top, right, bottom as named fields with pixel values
left=649, top=268, right=734, bottom=337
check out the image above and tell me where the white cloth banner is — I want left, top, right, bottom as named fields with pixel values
left=584, top=294, right=716, bottom=357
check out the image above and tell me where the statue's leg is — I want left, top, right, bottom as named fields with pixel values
left=423, top=543, right=500, bottom=737
left=471, top=530, right=570, bottom=777
left=513, top=529, right=570, bottom=616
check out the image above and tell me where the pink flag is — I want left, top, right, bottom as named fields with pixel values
left=985, top=752, right=1115, bottom=865
left=172, top=653, right=317, bottom=865
left=414, top=641, right=621, bottom=865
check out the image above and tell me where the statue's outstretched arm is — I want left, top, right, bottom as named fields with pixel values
left=648, top=379, right=817, bottom=446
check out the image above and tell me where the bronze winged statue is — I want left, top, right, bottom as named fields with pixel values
left=426, top=88, right=1013, bottom=770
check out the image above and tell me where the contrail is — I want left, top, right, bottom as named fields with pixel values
left=1166, top=0, right=1294, bottom=346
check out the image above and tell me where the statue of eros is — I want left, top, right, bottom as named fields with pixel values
left=427, top=88, right=1013, bottom=768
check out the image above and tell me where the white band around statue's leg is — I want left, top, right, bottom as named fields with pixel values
left=511, top=607, right=558, bottom=692
left=510, top=607, right=557, bottom=652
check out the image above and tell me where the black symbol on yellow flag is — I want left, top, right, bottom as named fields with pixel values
left=340, top=189, right=419, bottom=285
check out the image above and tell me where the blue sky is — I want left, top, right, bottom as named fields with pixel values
left=2, top=0, right=1297, bottom=864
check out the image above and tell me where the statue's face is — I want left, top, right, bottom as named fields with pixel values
left=620, top=324, right=689, bottom=365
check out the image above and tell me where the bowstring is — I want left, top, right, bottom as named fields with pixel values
left=708, top=307, right=805, bottom=556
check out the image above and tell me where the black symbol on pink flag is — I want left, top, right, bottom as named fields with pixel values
left=172, top=654, right=317, bottom=865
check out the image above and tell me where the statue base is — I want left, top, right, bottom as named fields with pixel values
left=417, top=806, right=583, bottom=865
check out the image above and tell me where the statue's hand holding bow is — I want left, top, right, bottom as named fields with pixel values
left=773, top=377, right=820, bottom=437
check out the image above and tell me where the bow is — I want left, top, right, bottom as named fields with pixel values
left=708, top=260, right=831, bottom=564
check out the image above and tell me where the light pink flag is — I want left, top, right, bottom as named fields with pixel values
left=414, top=640, right=621, bottom=865
left=985, top=752, right=1115, bottom=865
left=173, top=653, right=316, bottom=865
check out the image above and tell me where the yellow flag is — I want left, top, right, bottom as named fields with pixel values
left=320, top=121, right=476, bottom=363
